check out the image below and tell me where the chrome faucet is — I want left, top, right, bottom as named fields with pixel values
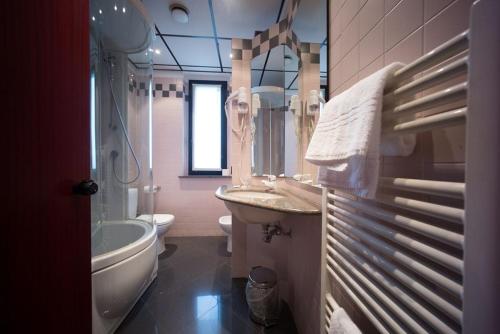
left=262, top=174, right=277, bottom=189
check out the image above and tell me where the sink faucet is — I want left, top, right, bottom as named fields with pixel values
left=262, top=174, right=277, bottom=189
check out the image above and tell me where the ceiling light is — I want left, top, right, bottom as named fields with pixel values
left=91, top=16, right=96, bottom=21
left=122, top=7, right=126, bottom=13
left=154, top=49, right=161, bottom=55
left=114, top=4, right=117, bottom=11
left=229, top=53, right=233, bottom=58
left=170, top=4, right=189, bottom=24
left=99, top=9, right=102, bottom=14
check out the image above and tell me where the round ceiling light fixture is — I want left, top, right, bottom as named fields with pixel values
left=170, top=4, right=189, bottom=24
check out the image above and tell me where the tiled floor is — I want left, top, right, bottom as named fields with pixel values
left=117, top=237, right=298, bottom=334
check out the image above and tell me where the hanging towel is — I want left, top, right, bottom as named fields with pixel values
left=305, top=63, right=415, bottom=198
left=328, top=308, right=362, bottom=334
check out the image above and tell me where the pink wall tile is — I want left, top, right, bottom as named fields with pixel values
left=384, top=0, right=401, bottom=13
left=339, top=15, right=360, bottom=59
left=384, top=0, right=423, bottom=51
left=424, top=0, right=454, bottom=21
left=359, top=0, right=385, bottom=38
left=340, top=0, right=361, bottom=31
left=423, top=0, right=473, bottom=52
left=385, top=27, right=423, bottom=65
left=359, top=54, right=384, bottom=80
left=359, top=20, right=384, bottom=68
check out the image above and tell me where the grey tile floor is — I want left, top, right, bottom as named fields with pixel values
left=117, top=237, right=298, bottom=334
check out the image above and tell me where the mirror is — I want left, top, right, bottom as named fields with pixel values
left=251, top=45, right=300, bottom=177
left=247, top=0, right=327, bottom=180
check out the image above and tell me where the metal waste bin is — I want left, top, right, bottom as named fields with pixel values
left=245, top=266, right=280, bottom=327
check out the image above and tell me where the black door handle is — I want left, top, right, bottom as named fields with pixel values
left=73, top=179, right=98, bottom=195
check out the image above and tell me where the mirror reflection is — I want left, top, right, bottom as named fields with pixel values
left=251, top=46, right=300, bottom=177
left=247, top=0, right=327, bottom=182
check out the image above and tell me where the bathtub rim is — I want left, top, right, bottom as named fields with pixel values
left=91, top=219, right=157, bottom=273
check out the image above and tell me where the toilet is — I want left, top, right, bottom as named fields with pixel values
left=218, top=215, right=232, bottom=253
left=129, top=187, right=175, bottom=255
left=137, top=214, right=174, bottom=254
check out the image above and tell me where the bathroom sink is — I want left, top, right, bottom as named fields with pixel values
left=226, top=191, right=285, bottom=200
left=215, top=185, right=320, bottom=224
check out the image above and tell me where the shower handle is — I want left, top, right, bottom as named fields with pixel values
left=73, top=179, right=98, bottom=195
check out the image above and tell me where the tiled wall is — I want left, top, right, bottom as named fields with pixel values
left=329, top=0, right=473, bottom=181
left=151, top=75, right=231, bottom=237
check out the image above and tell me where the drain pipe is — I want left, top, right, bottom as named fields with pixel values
left=262, top=223, right=292, bottom=243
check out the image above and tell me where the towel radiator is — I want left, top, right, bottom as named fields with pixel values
left=321, top=0, right=500, bottom=332
left=321, top=20, right=472, bottom=334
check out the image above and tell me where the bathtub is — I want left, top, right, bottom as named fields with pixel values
left=91, top=220, right=157, bottom=334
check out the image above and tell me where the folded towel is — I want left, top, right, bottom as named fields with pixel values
left=328, top=308, right=362, bottom=334
left=305, top=63, right=415, bottom=198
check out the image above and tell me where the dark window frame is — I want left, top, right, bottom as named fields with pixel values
left=188, top=80, right=227, bottom=175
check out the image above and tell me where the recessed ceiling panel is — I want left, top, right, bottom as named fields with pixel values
left=213, top=0, right=283, bottom=39
left=143, top=0, right=213, bottom=36
left=218, top=39, right=233, bottom=68
left=291, top=0, right=326, bottom=43
left=261, top=70, right=284, bottom=88
left=166, top=37, right=220, bottom=67
left=151, top=37, right=176, bottom=65
left=182, top=66, right=222, bottom=73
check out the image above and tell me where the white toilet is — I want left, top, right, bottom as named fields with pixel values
left=137, top=214, right=174, bottom=254
left=218, top=215, right=232, bottom=253
left=129, top=187, right=175, bottom=255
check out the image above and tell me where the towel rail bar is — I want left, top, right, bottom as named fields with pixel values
left=328, top=203, right=463, bottom=273
left=393, top=31, right=469, bottom=81
left=326, top=217, right=463, bottom=297
left=384, top=56, right=468, bottom=104
left=327, top=230, right=462, bottom=321
left=374, top=193, right=464, bottom=224
left=379, top=177, right=465, bottom=199
left=327, top=257, right=403, bottom=333
left=383, top=82, right=467, bottom=120
left=328, top=193, right=464, bottom=247
left=328, top=238, right=459, bottom=332
left=384, top=107, right=466, bottom=135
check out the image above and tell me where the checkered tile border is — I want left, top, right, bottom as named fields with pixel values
left=152, top=82, right=184, bottom=98
left=231, top=38, right=253, bottom=61
left=231, top=0, right=319, bottom=68
left=299, top=42, right=321, bottom=66
left=129, top=79, right=184, bottom=98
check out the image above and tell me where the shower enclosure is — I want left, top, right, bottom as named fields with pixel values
left=89, top=0, right=156, bottom=332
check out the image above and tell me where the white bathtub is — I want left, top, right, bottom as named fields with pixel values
left=91, top=220, right=157, bottom=334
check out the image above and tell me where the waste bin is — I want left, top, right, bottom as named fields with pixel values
left=245, top=266, right=280, bottom=327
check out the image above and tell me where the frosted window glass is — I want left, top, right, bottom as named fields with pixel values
left=192, top=84, right=222, bottom=171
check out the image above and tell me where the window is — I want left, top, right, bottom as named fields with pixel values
left=188, top=80, right=227, bottom=175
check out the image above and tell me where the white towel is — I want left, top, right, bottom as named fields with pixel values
left=328, top=308, right=362, bottom=334
left=305, top=63, right=415, bottom=198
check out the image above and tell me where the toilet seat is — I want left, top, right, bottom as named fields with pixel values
left=153, top=214, right=174, bottom=226
left=137, top=214, right=174, bottom=226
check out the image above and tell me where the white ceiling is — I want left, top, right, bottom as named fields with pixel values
left=136, top=0, right=326, bottom=80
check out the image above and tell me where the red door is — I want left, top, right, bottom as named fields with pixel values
left=2, top=1, right=91, bottom=333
